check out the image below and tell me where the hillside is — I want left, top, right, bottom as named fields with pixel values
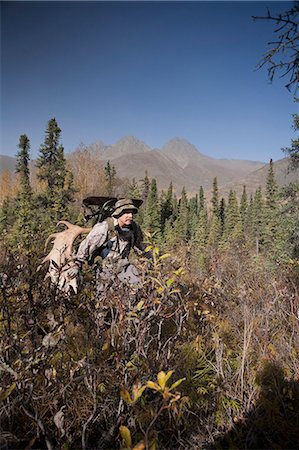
left=70, top=136, right=266, bottom=193
left=218, top=157, right=299, bottom=198
left=1, top=136, right=296, bottom=196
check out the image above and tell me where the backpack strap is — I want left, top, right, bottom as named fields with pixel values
left=105, top=216, right=117, bottom=240
left=101, top=217, right=139, bottom=260
left=131, top=221, right=138, bottom=248
left=88, top=218, right=116, bottom=265
left=105, top=217, right=138, bottom=246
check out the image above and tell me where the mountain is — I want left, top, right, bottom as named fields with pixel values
left=162, top=138, right=204, bottom=169
left=0, top=155, right=16, bottom=173
left=218, top=157, right=299, bottom=198
left=1, top=136, right=297, bottom=197
left=88, top=136, right=151, bottom=160
left=81, top=136, right=266, bottom=193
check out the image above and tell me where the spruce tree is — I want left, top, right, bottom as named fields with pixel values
left=252, top=187, right=266, bottom=254
left=160, top=182, right=174, bottom=234
left=13, top=134, right=34, bottom=249
left=221, top=190, right=243, bottom=249
left=36, top=118, right=75, bottom=221
left=198, top=186, right=205, bottom=214
left=207, top=214, right=222, bottom=249
left=279, top=182, right=299, bottom=259
left=127, top=178, right=141, bottom=199
left=193, top=205, right=208, bottom=250
left=240, top=185, right=248, bottom=225
left=16, top=134, right=31, bottom=196
left=264, top=159, right=279, bottom=254
left=174, top=187, right=189, bottom=243
left=0, top=198, right=16, bottom=236
left=141, top=171, right=150, bottom=202
left=188, top=194, right=199, bottom=239
left=282, top=113, right=299, bottom=171
left=265, top=159, right=278, bottom=210
left=207, top=180, right=221, bottom=249
left=143, top=178, right=161, bottom=238
left=219, top=197, right=226, bottom=236
left=211, top=177, right=219, bottom=217
left=244, top=193, right=254, bottom=246
left=104, top=160, right=117, bottom=196
left=172, top=194, right=178, bottom=220
left=37, top=118, right=65, bottom=191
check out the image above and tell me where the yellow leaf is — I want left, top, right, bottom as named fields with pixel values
left=132, top=442, right=145, bottom=450
left=169, top=377, right=186, bottom=391
left=174, top=267, right=184, bottom=276
left=145, top=245, right=153, bottom=253
left=158, top=253, right=171, bottom=261
left=102, top=342, right=109, bottom=351
left=157, top=370, right=173, bottom=389
left=119, top=425, right=132, bottom=448
left=97, top=383, right=106, bottom=393
left=132, top=384, right=146, bottom=402
left=125, top=361, right=134, bottom=368
left=146, top=381, right=160, bottom=391
left=120, top=389, right=132, bottom=404
left=157, top=371, right=166, bottom=388
left=164, top=370, right=174, bottom=385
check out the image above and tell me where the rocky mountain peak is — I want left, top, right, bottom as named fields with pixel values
left=113, top=136, right=151, bottom=155
left=162, top=137, right=203, bottom=168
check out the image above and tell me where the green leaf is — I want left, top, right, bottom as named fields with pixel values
left=0, top=382, right=16, bottom=401
left=136, top=300, right=144, bottom=311
left=166, top=278, right=174, bottom=288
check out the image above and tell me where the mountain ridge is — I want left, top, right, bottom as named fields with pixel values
left=2, top=135, right=296, bottom=196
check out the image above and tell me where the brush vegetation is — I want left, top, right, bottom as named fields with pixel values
left=0, top=119, right=298, bottom=450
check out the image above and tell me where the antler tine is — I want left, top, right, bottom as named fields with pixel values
left=57, top=220, right=72, bottom=228
left=39, top=221, right=92, bottom=291
left=44, top=233, right=58, bottom=252
left=56, top=220, right=92, bottom=236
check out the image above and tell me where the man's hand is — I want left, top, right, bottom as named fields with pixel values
left=64, top=261, right=81, bottom=279
left=57, top=261, right=81, bottom=294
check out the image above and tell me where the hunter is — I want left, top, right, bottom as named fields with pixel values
left=67, top=198, right=150, bottom=295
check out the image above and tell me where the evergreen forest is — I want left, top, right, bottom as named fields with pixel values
left=0, top=113, right=298, bottom=449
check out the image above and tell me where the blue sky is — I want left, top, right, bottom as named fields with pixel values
left=1, top=1, right=296, bottom=162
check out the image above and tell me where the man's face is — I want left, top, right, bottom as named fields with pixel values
left=117, top=211, right=134, bottom=228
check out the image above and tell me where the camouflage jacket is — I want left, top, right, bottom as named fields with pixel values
left=75, top=218, right=146, bottom=267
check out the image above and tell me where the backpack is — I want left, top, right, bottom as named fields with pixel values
left=82, top=196, right=143, bottom=225
left=82, top=196, right=118, bottom=225
left=84, top=200, right=140, bottom=265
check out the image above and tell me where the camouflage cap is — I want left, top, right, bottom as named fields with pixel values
left=112, top=198, right=138, bottom=217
